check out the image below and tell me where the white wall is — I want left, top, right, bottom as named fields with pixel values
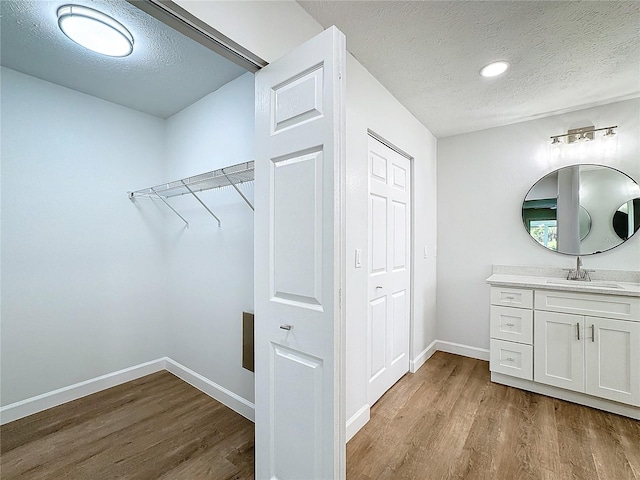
left=0, top=67, right=169, bottom=406
left=174, top=0, right=322, bottom=63
left=345, top=55, right=437, bottom=433
left=163, top=73, right=256, bottom=403
left=437, top=98, right=640, bottom=351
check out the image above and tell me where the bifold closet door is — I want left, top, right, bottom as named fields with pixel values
left=367, top=137, right=411, bottom=406
left=254, top=26, right=346, bottom=480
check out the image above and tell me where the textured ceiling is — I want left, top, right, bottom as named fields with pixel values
left=299, top=1, right=640, bottom=138
left=0, top=0, right=247, bottom=118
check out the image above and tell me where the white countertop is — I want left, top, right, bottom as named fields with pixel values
left=486, top=273, right=640, bottom=297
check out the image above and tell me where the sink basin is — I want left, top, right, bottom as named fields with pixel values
left=545, top=279, right=624, bottom=289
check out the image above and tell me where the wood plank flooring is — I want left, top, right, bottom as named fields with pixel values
left=347, top=352, right=640, bottom=480
left=0, top=371, right=254, bottom=480
left=2, top=353, right=638, bottom=479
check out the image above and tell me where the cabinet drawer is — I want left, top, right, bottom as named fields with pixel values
left=490, top=305, right=533, bottom=344
left=490, top=339, right=533, bottom=380
left=490, top=287, right=533, bottom=309
left=535, top=290, right=640, bottom=322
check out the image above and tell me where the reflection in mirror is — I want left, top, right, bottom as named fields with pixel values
left=613, top=198, right=640, bottom=240
left=522, top=164, right=640, bottom=255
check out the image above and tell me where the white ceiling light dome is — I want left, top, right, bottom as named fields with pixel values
left=57, top=5, right=134, bottom=57
left=480, top=61, right=510, bottom=78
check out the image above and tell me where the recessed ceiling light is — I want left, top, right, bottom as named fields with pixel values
left=480, top=61, right=509, bottom=78
left=57, top=5, right=134, bottom=57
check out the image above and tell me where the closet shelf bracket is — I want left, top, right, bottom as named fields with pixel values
left=222, top=169, right=254, bottom=211
left=152, top=187, right=189, bottom=228
left=180, top=180, right=221, bottom=227
left=128, top=161, right=254, bottom=227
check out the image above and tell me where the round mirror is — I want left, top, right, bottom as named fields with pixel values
left=522, top=164, right=640, bottom=255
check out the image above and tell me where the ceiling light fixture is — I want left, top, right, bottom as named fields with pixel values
left=57, top=5, right=134, bottom=57
left=480, top=61, right=509, bottom=78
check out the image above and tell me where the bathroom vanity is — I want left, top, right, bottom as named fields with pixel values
left=486, top=266, right=640, bottom=419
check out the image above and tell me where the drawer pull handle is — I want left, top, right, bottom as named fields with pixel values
left=591, top=324, right=595, bottom=343
left=506, top=357, right=515, bottom=362
left=280, top=324, right=292, bottom=331
left=576, top=322, right=580, bottom=340
left=505, top=296, right=515, bottom=300
left=505, top=323, right=515, bottom=327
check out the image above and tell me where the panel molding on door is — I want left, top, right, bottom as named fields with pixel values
left=585, top=316, right=640, bottom=406
left=534, top=310, right=585, bottom=392
left=367, top=135, right=411, bottom=406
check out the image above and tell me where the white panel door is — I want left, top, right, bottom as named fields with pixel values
left=255, top=27, right=346, bottom=480
left=585, top=316, right=640, bottom=406
left=367, top=136, right=411, bottom=406
left=534, top=311, right=585, bottom=392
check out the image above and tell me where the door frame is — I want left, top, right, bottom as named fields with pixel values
left=366, top=130, right=415, bottom=390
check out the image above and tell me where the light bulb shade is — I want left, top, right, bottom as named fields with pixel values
left=57, top=5, right=133, bottom=57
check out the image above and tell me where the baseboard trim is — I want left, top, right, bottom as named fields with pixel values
left=0, top=358, right=166, bottom=425
left=165, top=358, right=255, bottom=422
left=410, top=340, right=438, bottom=373
left=436, top=340, right=490, bottom=361
left=491, top=372, right=640, bottom=420
left=346, top=403, right=370, bottom=442
left=1, top=342, right=487, bottom=428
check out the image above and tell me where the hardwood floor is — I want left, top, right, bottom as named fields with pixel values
left=2, top=353, right=638, bottom=479
left=0, top=371, right=254, bottom=480
left=347, top=352, right=640, bottom=480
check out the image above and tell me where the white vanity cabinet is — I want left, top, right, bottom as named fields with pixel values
left=488, top=283, right=640, bottom=414
left=534, top=290, right=640, bottom=406
left=489, top=287, right=534, bottom=380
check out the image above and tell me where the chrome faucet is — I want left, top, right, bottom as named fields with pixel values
left=565, top=256, right=593, bottom=281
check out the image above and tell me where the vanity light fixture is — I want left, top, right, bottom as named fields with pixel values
left=480, top=61, right=510, bottom=78
left=550, top=125, right=617, bottom=145
left=57, top=5, right=134, bottom=57
left=549, top=125, right=618, bottom=159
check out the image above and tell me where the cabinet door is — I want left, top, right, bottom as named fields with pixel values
left=534, top=311, right=585, bottom=392
left=585, top=317, right=640, bottom=406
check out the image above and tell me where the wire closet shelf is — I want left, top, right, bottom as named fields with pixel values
left=128, top=161, right=254, bottom=228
